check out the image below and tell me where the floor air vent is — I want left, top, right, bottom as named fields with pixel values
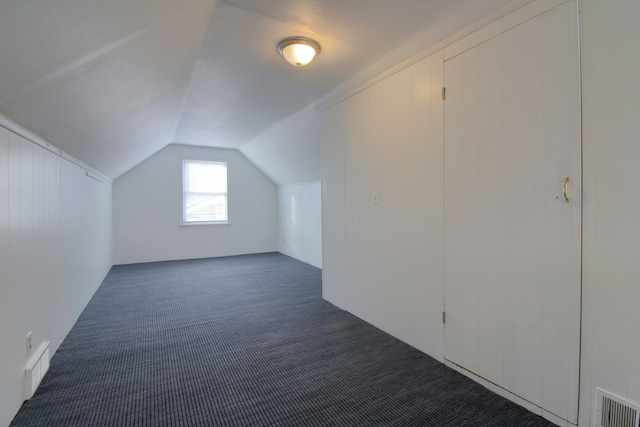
left=24, top=341, right=50, bottom=400
left=596, top=388, right=640, bottom=427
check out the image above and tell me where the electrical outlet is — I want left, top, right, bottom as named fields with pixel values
left=26, top=332, right=32, bottom=355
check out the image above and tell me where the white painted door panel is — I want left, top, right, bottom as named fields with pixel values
left=444, top=2, right=580, bottom=423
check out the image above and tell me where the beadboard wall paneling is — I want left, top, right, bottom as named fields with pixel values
left=0, top=125, right=112, bottom=427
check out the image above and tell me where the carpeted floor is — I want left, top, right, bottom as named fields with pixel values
left=10, top=253, right=556, bottom=426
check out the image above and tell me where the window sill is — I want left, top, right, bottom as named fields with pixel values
left=179, top=221, right=231, bottom=227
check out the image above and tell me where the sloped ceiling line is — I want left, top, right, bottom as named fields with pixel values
left=1, top=28, right=139, bottom=106
left=0, top=0, right=521, bottom=182
left=0, top=113, right=113, bottom=183
left=0, top=0, right=217, bottom=179
left=1, top=2, right=216, bottom=107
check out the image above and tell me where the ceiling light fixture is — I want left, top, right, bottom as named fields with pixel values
left=277, top=37, right=321, bottom=67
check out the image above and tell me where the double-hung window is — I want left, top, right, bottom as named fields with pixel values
left=182, top=160, right=228, bottom=223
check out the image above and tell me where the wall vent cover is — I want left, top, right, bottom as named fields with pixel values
left=596, top=388, right=640, bottom=427
left=24, top=341, right=50, bottom=400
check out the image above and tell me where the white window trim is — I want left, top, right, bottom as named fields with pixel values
left=181, top=159, right=229, bottom=225
left=178, top=221, right=231, bottom=227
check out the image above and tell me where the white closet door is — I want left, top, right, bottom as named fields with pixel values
left=443, top=2, right=581, bottom=423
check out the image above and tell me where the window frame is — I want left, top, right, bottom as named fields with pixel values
left=181, top=159, right=229, bottom=225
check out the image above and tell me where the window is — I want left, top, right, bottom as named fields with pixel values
left=182, top=160, right=227, bottom=223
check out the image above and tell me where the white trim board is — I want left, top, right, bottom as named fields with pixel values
left=315, top=0, right=568, bottom=112
left=278, top=180, right=321, bottom=189
left=0, top=113, right=112, bottom=183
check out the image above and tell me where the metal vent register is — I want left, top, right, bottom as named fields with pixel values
left=596, top=388, right=640, bottom=427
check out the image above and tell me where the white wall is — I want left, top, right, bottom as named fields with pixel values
left=321, top=1, right=627, bottom=424
left=321, top=50, right=445, bottom=359
left=240, top=106, right=321, bottom=187
left=278, top=181, right=322, bottom=268
left=0, top=123, right=113, bottom=427
left=579, top=0, right=640, bottom=425
left=240, top=105, right=323, bottom=270
left=320, top=0, right=640, bottom=424
left=113, top=144, right=277, bottom=264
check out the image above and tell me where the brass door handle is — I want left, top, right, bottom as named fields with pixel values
left=563, top=177, right=570, bottom=203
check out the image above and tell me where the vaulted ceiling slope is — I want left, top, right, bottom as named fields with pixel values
left=0, top=0, right=216, bottom=179
left=0, top=0, right=515, bottom=181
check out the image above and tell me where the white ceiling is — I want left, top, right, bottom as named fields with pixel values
left=0, top=0, right=516, bottom=179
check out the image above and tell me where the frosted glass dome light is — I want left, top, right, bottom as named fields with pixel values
left=277, top=37, right=321, bottom=67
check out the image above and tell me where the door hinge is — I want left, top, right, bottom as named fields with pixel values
left=442, top=311, right=446, bottom=324
left=442, top=87, right=446, bottom=100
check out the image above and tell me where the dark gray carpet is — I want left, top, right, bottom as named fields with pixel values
left=11, top=253, right=555, bottom=426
